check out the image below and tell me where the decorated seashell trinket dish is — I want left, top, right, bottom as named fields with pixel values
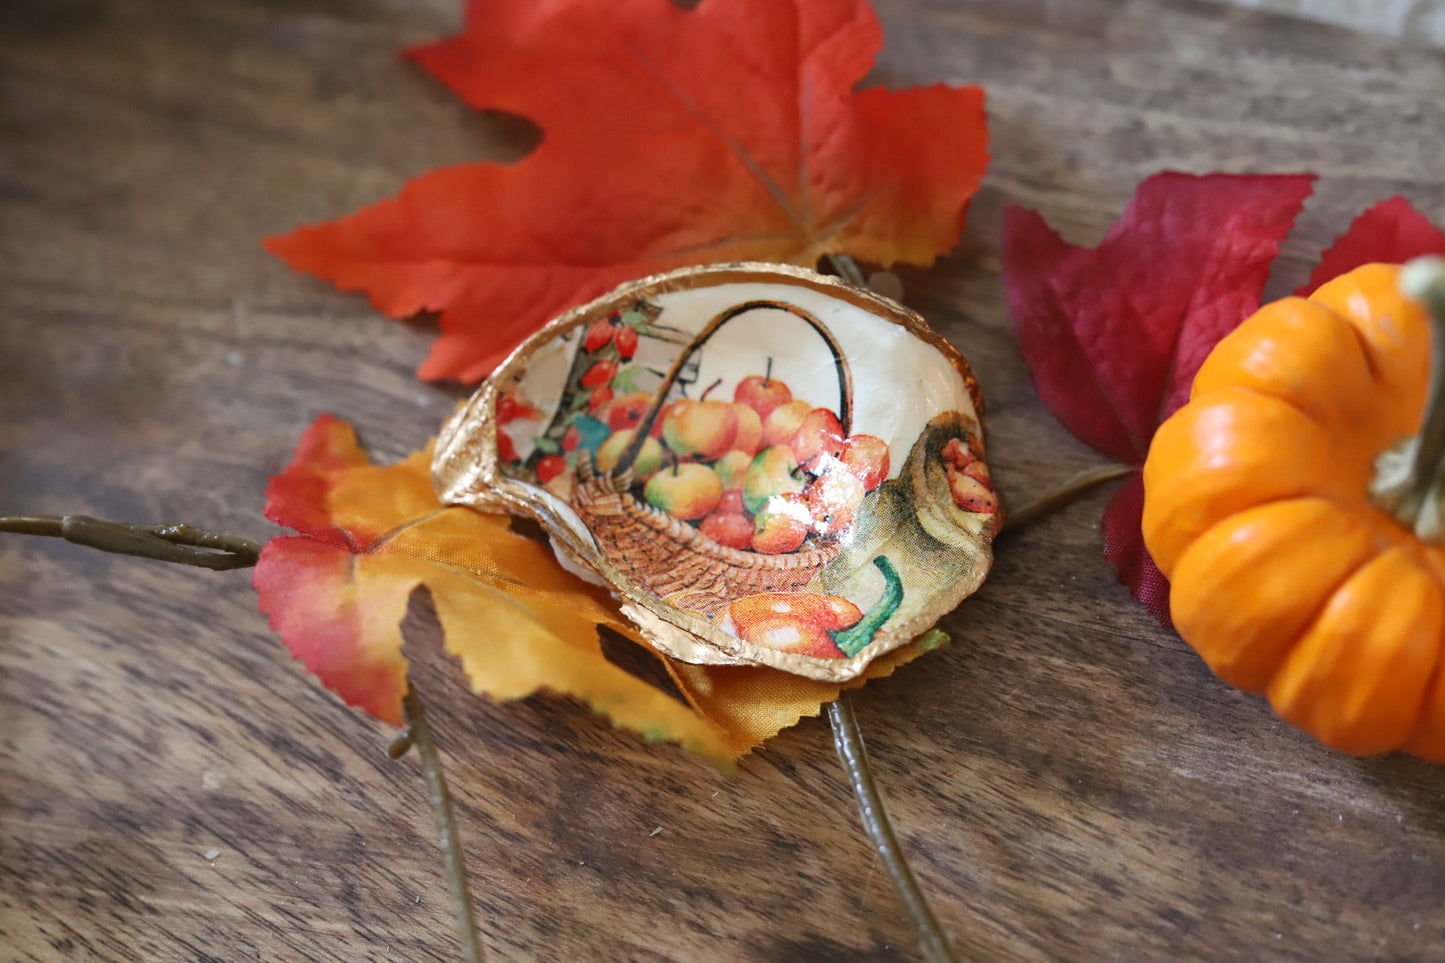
left=433, top=263, right=999, bottom=682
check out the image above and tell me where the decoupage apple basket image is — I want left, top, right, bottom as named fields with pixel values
left=10, top=0, right=1445, bottom=959
left=433, top=263, right=998, bottom=680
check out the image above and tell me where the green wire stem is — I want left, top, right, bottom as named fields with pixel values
left=828, top=692, right=960, bottom=963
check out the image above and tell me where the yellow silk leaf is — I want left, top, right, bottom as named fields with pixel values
left=664, top=631, right=947, bottom=758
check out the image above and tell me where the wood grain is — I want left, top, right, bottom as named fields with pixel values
left=3, top=1, right=1445, bottom=960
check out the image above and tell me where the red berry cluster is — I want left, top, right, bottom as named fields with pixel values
left=495, top=393, right=539, bottom=465
left=575, top=312, right=644, bottom=414
left=583, top=312, right=639, bottom=358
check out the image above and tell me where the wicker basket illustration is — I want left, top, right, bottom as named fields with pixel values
left=569, top=300, right=854, bottom=618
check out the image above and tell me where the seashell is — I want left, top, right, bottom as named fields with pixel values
left=432, top=263, right=998, bottom=682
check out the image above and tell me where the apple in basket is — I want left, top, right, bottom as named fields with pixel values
left=805, top=464, right=865, bottom=534
left=842, top=434, right=890, bottom=492
left=730, top=403, right=764, bottom=456
left=751, top=492, right=812, bottom=554
left=789, top=407, right=847, bottom=468
left=741, top=445, right=807, bottom=515
left=760, top=399, right=813, bottom=449
left=643, top=462, right=723, bottom=520
left=699, top=509, right=754, bottom=550
left=596, top=429, right=664, bottom=481
left=734, top=365, right=792, bottom=421
left=713, top=450, right=754, bottom=492
left=662, top=399, right=739, bottom=461
left=648, top=400, right=674, bottom=439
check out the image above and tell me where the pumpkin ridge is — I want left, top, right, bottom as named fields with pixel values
left=1404, top=624, right=1445, bottom=761
left=1269, top=546, right=1443, bottom=754
left=1169, top=496, right=1379, bottom=692
left=1142, top=387, right=1339, bottom=575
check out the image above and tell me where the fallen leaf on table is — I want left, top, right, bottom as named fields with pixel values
left=1004, top=177, right=1445, bottom=626
left=265, top=0, right=988, bottom=382
left=1001, top=172, right=1316, bottom=623
left=1296, top=195, right=1445, bottom=296
left=255, top=414, right=930, bottom=761
left=254, top=414, right=733, bottom=761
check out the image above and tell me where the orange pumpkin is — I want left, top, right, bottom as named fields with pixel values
left=1142, top=259, right=1445, bottom=757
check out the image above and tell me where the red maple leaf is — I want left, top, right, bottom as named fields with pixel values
left=1002, top=172, right=1316, bottom=623
left=265, top=0, right=988, bottom=382
left=1296, top=195, right=1445, bottom=296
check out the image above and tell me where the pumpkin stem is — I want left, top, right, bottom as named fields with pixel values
left=1369, top=257, right=1445, bottom=540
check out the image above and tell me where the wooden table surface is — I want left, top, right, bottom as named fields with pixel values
left=4, top=1, right=1445, bottom=961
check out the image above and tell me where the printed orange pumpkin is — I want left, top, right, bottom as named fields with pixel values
left=1142, top=260, right=1445, bottom=757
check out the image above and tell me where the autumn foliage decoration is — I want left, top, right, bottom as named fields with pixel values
left=1002, top=172, right=1316, bottom=623
left=1002, top=174, right=1445, bottom=626
left=253, top=0, right=992, bottom=761
left=264, top=0, right=989, bottom=382
left=253, top=415, right=739, bottom=756
left=254, top=415, right=942, bottom=760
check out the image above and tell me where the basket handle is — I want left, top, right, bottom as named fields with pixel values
left=617, top=299, right=854, bottom=476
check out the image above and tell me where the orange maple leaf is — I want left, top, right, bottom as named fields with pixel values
left=255, top=416, right=941, bottom=760
left=264, top=0, right=988, bottom=382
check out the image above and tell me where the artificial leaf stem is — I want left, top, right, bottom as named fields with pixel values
left=0, top=511, right=486, bottom=963
left=0, top=514, right=261, bottom=570
left=399, top=687, right=486, bottom=963
left=828, top=693, right=960, bottom=963
left=1000, top=462, right=1134, bottom=536
left=828, top=253, right=868, bottom=287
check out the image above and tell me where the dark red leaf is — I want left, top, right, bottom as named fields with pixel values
left=1100, top=471, right=1171, bottom=625
left=1295, top=195, right=1445, bottom=296
left=1003, top=172, right=1316, bottom=465
left=1001, top=171, right=1315, bottom=621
